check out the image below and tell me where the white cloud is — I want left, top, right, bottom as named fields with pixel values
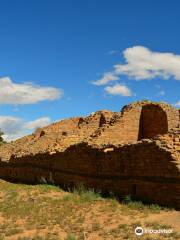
left=0, top=77, right=63, bottom=105
left=0, top=116, right=23, bottom=141
left=92, top=72, right=119, bottom=86
left=105, top=84, right=132, bottom=96
left=24, top=117, right=51, bottom=130
left=0, top=116, right=51, bottom=141
left=174, top=101, right=180, bottom=107
left=93, top=46, right=180, bottom=85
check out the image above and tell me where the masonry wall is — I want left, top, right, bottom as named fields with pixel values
left=91, top=107, right=142, bottom=145
left=0, top=101, right=179, bottom=209
left=36, top=110, right=114, bottom=144
left=91, top=102, right=180, bottom=145
left=0, top=140, right=179, bottom=209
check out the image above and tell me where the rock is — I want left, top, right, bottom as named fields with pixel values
left=103, top=148, right=114, bottom=153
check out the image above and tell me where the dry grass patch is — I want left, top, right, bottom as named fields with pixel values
left=0, top=180, right=179, bottom=240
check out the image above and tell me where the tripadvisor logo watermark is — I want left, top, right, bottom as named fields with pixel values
left=135, top=227, right=143, bottom=236
left=135, top=226, right=173, bottom=236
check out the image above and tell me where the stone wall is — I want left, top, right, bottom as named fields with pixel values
left=90, top=101, right=179, bottom=145
left=0, top=100, right=179, bottom=209
left=0, top=135, right=179, bottom=209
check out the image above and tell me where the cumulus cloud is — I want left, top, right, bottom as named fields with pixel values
left=0, top=77, right=63, bottom=105
left=93, top=46, right=180, bottom=85
left=105, top=84, right=132, bottom=96
left=0, top=116, right=51, bottom=141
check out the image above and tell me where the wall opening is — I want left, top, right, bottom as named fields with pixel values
left=99, top=114, right=106, bottom=127
left=138, top=104, right=168, bottom=140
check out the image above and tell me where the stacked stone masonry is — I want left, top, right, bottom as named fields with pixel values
left=0, top=101, right=179, bottom=209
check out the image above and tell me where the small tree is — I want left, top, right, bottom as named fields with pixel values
left=0, top=130, right=6, bottom=145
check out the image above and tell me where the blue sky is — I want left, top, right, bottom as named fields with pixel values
left=0, top=0, right=180, bottom=140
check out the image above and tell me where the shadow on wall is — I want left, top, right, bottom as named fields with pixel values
left=138, top=104, right=168, bottom=140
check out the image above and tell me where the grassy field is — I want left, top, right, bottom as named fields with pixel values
left=0, top=179, right=179, bottom=240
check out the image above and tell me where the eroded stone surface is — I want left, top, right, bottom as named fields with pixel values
left=0, top=100, right=179, bottom=209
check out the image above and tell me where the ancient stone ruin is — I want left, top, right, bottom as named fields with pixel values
left=0, top=100, right=179, bottom=209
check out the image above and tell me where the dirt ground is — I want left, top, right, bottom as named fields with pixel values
left=0, top=179, right=179, bottom=240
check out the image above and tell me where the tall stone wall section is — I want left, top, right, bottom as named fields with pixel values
left=90, top=101, right=180, bottom=145
left=90, top=105, right=142, bottom=145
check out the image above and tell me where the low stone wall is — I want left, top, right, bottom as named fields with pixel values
left=0, top=139, right=179, bottom=209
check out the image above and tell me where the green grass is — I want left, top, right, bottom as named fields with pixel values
left=62, top=184, right=102, bottom=204
left=124, top=201, right=162, bottom=213
left=121, top=195, right=165, bottom=213
left=65, top=234, right=77, bottom=240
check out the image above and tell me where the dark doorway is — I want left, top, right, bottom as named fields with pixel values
left=138, top=104, right=168, bottom=140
